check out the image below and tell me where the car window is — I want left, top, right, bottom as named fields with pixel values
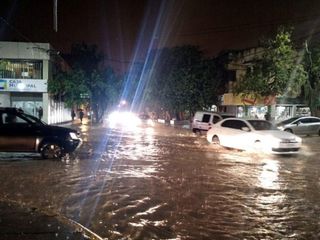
left=310, top=118, right=320, bottom=123
left=221, top=115, right=235, bottom=119
left=281, top=117, right=299, bottom=124
left=248, top=120, right=274, bottom=130
left=202, top=114, right=211, bottom=123
left=213, top=115, right=221, bottom=124
left=300, top=118, right=313, bottom=124
left=1, top=113, right=28, bottom=124
left=221, top=120, right=248, bottom=130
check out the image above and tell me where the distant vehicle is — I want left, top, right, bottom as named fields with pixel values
left=276, top=116, right=320, bottom=136
left=0, top=107, right=82, bottom=159
left=192, top=111, right=235, bottom=133
left=138, top=113, right=155, bottom=126
left=107, top=111, right=154, bottom=129
left=207, top=118, right=301, bottom=154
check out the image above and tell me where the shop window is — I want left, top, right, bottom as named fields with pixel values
left=0, top=59, right=43, bottom=79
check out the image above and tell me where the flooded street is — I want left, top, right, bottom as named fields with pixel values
left=0, top=123, right=319, bottom=239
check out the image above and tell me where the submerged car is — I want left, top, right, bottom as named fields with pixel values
left=0, top=107, right=82, bottom=159
left=276, top=116, right=320, bottom=136
left=207, top=118, right=301, bottom=154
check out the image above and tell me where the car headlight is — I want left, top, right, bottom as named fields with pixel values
left=295, top=136, right=302, bottom=143
left=277, top=125, right=284, bottom=130
left=69, top=132, right=79, bottom=140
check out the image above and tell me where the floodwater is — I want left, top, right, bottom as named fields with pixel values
left=0, top=123, right=320, bottom=239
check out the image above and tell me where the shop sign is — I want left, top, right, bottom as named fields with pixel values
left=0, top=79, right=47, bottom=92
left=222, top=93, right=276, bottom=106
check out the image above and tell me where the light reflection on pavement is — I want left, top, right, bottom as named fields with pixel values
left=0, top=123, right=319, bottom=239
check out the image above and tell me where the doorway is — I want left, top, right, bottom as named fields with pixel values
left=11, top=93, right=43, bottom=118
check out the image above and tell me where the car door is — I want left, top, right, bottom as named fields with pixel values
left=0, top=112, right=37, bottom=152
left=220, top=119, right=251, bottom=149
left=296, top=118, right=312, bottom=135
left=196, top=113, right=212, bottom=131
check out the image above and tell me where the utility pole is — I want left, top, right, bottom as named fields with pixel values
left=53, top=0, right=58, bottom=32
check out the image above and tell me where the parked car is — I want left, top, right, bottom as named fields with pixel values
left=276, top=116, right=320, bottom=136
left=192, top=111, right=235, bottom=133
left=0, top=107, right=82, bottom=159
left=207, top=118, right=302, bottom=154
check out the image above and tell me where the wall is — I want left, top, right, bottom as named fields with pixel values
left=0, top=92, right=10, bottom=107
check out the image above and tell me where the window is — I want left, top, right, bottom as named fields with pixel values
left=202, top=114, right=211, bottom=123
left=1, top=113, right=28, bottom=125
left=300, top=118, right=313, bottom=124
left=0, top=59, right=43, bottom=79
left=221, top=120, right=248, bottom=130
left=213, top=115, right=221, bottom=124
left=310, top=118, right=320, bottom=123
left=248, top=120, right=273, bottom=130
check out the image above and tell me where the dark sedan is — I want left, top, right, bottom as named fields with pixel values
left=0, top=107, right=82, bottom=159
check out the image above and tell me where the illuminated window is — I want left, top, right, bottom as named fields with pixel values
left=0, top=60, right=43, bottom=79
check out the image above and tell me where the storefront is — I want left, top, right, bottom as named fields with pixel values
left=221, top=93, right=310, bottom=121
left=0, top=78, right=47, bottom=117
left=0, top=41, right=71, bottom=124
left=221, top=93, right=275, bottom=119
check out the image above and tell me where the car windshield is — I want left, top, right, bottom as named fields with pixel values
left=248, top=120, right=275, bottom=130
left=279, top=117, right=300, bottom=125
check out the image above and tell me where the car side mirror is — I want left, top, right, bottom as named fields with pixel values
left=241, top=127, right=250, bottom=132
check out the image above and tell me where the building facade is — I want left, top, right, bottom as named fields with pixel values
left=220, top=48, right=310, bottom=121
left=0, top=41, right=71, bottom=124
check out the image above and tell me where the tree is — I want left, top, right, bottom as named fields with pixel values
left=303, top=43, right=320, bottom=116
left=146, top=46, right=223, bottom=119
left=89, top=67, right=122, bottom=122
left=49, top=68, right=88, bottom=107
left=234, top=28, right=307, bottom=100
left=49, top=43, right=121, bottom=123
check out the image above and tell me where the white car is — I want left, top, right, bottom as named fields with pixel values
left=207, top=118, right=302, bottom=154
left=192, top=111, right=235, bottom=133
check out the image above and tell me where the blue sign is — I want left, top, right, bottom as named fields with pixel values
left=0, top=79, right=7, bottom=90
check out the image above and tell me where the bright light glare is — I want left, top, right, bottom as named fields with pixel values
left=147, top=119, right=155, bottom=126
left=17, top=83, right=25, bottom=90
left=107, top=111, right=141, bottom=129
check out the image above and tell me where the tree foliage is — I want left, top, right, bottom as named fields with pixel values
left=146, top=46, right=223, bottom=119
left=234, top=28, right=307, bottom=98
left=303, top=43, right=320, bottom=116
left=49, top=43, right=121, bottom=123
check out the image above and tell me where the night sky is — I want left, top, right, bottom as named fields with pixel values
left=1, top=0, right=320, bottom=71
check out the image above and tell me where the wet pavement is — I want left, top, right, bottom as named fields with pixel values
left=0, top=120, right=320, bottom=239
left=0, top=200, right=100, bottom=240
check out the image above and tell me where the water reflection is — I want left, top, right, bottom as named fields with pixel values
left=258, top=160, right=280, bottom=190
left=0, top=126, right=319, bottom=239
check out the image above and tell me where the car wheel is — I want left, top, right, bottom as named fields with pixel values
left=41, top=143, right=63, bottom=159
left=193, top=129, right=201, bottom=135
left=284, top=128, right=293, bottom=133
left=212, top=135, right=220, bottom=145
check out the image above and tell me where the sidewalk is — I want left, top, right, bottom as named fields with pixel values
left=0, top=200, right=103, bottom=240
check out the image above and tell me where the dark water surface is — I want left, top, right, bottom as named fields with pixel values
left=0, top=124, right=319, bottom=239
